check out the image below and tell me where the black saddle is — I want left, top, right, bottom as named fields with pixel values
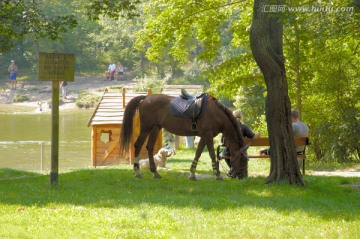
left=180, top=89, right=205, bottom=100
left=170, top=90, right=207, bottom=132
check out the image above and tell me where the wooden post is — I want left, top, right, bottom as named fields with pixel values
left=92, top=127, right=97, bottom=167
left=50, top=80, right=59, bottom=186
left=40, top=141, right=45, bottom=172
left=122, top=88, right=126, bottom=108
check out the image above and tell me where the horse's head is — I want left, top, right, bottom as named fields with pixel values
left=229, top=145, right=249, bottom=179
left=208, top=96, right=249, bottom=179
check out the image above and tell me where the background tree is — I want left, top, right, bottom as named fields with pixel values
left=283, top=1, right=359, bottom=162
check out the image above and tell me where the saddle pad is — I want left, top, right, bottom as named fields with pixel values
left=170, top=97, right=194, bottom=118
left=170, top=95, right=207, bottom=119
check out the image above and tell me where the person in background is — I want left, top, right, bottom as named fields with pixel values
left=291, top=109, right=309, bottom=152
left=105, top=61, right=116, bottom=80
left=289, top=109, right=309, bottom=167
left=185, top=136, right=195, bottom=149
left=223, top=109, right=260, bottom=177
left=115, top=62, right=124, bottom=81
left=60, top=81, right=68, bottom=99
left=259, top=109, right=309, bottom=165
left=8, top=60, right=19, bottom=90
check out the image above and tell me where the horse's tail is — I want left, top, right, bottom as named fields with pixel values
left=120, top=95, right=147, bottom=152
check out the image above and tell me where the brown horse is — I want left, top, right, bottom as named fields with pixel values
left=120, top=94, right=248, bottom=180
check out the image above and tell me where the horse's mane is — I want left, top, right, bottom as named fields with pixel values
left=208, top=95, right=244, bottom=145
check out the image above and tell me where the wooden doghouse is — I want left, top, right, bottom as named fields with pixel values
left=87, top=88, right=162, bottom=167
left=161, top=85, right=204, bottom=149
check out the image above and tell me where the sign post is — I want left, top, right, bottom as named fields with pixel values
left=50, top=81, right=60, bottom=185
left=38, top=52, right=74, bottom=186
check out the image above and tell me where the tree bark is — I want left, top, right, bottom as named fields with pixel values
left=250, top=0, right=304, bottom=185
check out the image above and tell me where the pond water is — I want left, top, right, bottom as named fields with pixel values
left=0, top=107, right=93, bottom=172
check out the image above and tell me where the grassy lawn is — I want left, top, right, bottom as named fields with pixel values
left=0, top=150, right=359, bottom=239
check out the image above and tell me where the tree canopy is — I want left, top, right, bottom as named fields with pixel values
left=0, top=0, right=77, bottom=53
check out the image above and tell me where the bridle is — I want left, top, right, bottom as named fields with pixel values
left=217, top=148, right=249, bottom=177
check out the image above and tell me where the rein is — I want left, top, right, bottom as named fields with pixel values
left=217, top=155, right=248, bottom=175
left=218, top=159, right=230, bottom=174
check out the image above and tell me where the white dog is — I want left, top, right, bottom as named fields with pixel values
left=139, top=148, right=171, bottom=169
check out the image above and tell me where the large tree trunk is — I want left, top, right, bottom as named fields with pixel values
left=250, top=0, right=304, bottom=185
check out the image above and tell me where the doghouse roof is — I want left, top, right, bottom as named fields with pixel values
left=87, top=90, right=147, bottom=127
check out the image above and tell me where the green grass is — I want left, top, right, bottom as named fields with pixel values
left=0, top=150, right=359, bottom=239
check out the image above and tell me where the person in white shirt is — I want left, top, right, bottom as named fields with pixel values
left=105, top=61, right=116, bottom=80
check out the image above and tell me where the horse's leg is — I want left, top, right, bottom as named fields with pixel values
left=133, top=130, right=150, bottom=178
left=189, top=137, right=206, bottom=181
left=146, top=126, right=162, bottom=179
left=206, top=138, right=223, bottom=181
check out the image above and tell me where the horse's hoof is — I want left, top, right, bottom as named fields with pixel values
left=236, top=175, right=246, bottom=180
left=216, top=176, right=224, bottom=181
left=188, top=175, right=197, bottom=181
left=135, top=174, right=142, bottom=178
left=153, top=173, right=161, bottom=179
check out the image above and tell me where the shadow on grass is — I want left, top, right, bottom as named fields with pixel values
left=0, top=167, right=359, bottom=221
left=0, top=168, right=42, bottom=180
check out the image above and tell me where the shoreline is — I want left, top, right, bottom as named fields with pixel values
left=0, top=74, right=134, bottom=113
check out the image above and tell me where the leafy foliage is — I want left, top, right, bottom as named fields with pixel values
left=282, top=1, right=360, bottom=162
left=86, top=0, right=140, bottom=21
left=0, top=0, right=77, bottom=53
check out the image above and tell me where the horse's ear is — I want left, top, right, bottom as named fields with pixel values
left=240, top=144, right=250, bottom=153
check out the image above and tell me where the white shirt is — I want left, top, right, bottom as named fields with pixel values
left=108, top=64, right=116, bottom=71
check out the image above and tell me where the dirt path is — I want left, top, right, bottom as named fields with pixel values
left=0, top=74, right=135, bottom=112
left=310, top=169, right=360, bottom=177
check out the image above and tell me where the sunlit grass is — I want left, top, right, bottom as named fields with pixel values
left=0, top=150, right=359, bottom=239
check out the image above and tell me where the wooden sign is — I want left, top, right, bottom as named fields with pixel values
left=38, top=52, right=75, bottom=81
left=37, top=52, right=75, bottom=186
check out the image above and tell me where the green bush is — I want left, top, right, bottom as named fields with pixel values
left=13, top=95, right=30, bottom=102
left=76, top=91, right=101, bottom=109
left=132, top=75, right=168, bottom=93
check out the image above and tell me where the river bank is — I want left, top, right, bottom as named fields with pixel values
left=0, top=74, right=134, bottom=113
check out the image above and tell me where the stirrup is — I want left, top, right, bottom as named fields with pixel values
left=191, top=122, right=197, bottom=132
